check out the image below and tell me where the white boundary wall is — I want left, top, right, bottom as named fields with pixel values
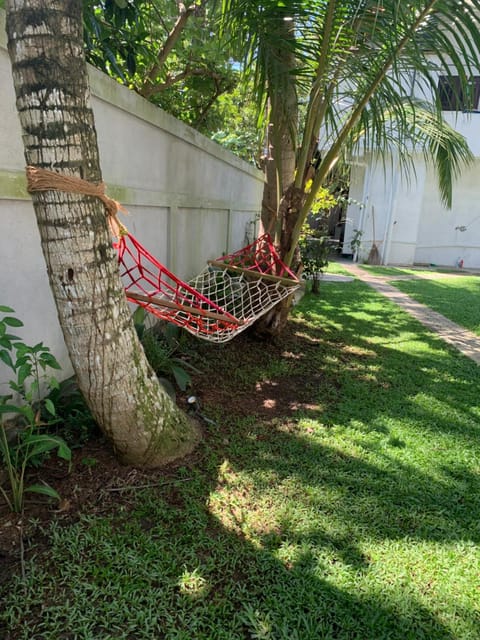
left=0, top=11, right=264, bottom=387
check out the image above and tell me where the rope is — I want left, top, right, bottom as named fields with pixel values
left=25, top=165, right=127, bottom=237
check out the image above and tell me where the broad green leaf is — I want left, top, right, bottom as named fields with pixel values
left=0, top=305, right=15, bottom=313
left=0, top=404, right=25, bottom=414
left=25, top=484, right=61, bottom=501
left=25, top=440, right=62, bottom=460
left=56, top=440, right=72, bottom=461
left=0, top=350, right=14, bottom=370
left=21, top=405, right=35, bottom=423
left=49, top=377, right=60, bottom=390
left=23, top=434, right=72, bottom=462
left=171, top=365, right=191, bottom=391
left=15, top=342, right=31, bottom=358
left=44, top=398, right=56, bottom=417
left=40, top=353, right=62, bottom=370
left=132, top=305, right=147, bottom=326
left=0, top=335, right=21, bottom=348
left=3, top=317, right=23, bottom=328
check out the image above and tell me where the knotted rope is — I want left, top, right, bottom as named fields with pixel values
left=25, top=165, right=127, bottom=237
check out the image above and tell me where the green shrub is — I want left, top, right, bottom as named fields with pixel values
left=0, top=305, right=71, bottom=512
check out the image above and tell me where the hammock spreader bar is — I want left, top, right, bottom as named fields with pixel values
left=115, top=232, right=300, bottom=343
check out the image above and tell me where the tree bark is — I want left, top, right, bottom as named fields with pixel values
left=254, top=183, right=305, bottom=337
left=255, top=17, right=301, bottom=338
left=6, top=0, right=199, bottom=467
left=260, top=17, right=298, bottom=240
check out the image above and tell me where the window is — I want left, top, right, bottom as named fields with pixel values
left=438, top=75, right=480, bottom=111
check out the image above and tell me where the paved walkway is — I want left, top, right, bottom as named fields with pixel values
left=334, top=262, right=480, bottom=365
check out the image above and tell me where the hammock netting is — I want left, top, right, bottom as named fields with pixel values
left=22, top=166, right=299, bottom=343
left=115, top=233, right=300, bottom=343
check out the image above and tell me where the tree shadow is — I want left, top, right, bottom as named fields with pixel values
left=3, top=278, right=479, bottom=639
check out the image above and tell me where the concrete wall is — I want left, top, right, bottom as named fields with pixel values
left=344, top=158, right=423, bottom=265
left=0, top=10, right=264, bottom=389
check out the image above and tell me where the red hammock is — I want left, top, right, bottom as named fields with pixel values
left=115, top=232, right=300, bottom=343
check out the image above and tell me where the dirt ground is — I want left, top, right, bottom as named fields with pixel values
left=0, top=323, right=323, bottom=579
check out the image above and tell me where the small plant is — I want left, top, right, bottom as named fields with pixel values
left=0, top=305, right=71, bottom=512
left=350, top=227, right=363, bottom=255
left=133, top=307, right=200, bottom=393
left=298, top=188, right=339, bottom=294
left=43, top=376, right=98, bottom=448
left=299, top=213, right=334, bottom=295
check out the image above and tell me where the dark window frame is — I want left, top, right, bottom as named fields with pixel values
left=438, top=75, right=480, bottom=112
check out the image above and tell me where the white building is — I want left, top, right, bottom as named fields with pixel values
left=343, top=71, right=480, bottom=269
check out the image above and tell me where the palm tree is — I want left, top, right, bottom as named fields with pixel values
left=219, top=0, right=480, bottom=333
left=6, top=0, right=199, bottom=467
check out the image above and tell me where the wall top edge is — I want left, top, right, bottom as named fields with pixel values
left=0, top=8, right=264, bottom=183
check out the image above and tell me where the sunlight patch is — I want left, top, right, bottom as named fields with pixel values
left=177, top=568, right=210, bottom=599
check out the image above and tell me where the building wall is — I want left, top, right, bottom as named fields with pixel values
left=344, top=158, right=417, bottom=264
left=345, top=155, right=480, bottom=268
left=343, top=54, right=480, bottom=268
left=415, top=162, right=480, bottom=267
left=0, top=11, right=264, bottom=388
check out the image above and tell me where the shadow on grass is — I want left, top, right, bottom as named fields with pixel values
left=2, top=430, right=467, bottom=637
left=2, top=280, right=479, bottom=639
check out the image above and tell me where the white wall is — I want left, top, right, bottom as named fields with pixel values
left=0, top=10, right=264, bottom=389
left=342, top=162, right=366, bottom=256
left=344, top=158, right=404, bottom=264
left=344, top=151, right=480, bottom=268
left=344, top=50, right=480, bottom=268
left=415, top=162, right=480, bottom=267
left=345, top=153, right=480, bottom=268
left=383, top=161, right=426, bottom=266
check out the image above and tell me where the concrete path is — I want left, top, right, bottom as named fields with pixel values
left=336, top=262, right=480, bottom=365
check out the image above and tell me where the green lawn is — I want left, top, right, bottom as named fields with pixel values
left=358, top=264, right=465, bottom=277
left=389, top=276, right=480, bottom=336
left=357, top=264, right=419, bottom=277
left=1, top=280, right=480, bottom=639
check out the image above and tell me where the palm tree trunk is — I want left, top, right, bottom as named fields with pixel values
left=6, top=0, right=199, bottom=467
left=255, top=16, right=301, bottom=337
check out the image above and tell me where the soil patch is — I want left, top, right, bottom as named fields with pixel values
left=0, top=322, right=329, bottom=572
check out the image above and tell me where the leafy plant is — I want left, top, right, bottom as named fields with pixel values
left=0, top=306, right=71, bottom=512
left=43, top=376, right=99, bottom=448
left=299, top=234, right=332, bottom=294
left=83, top=0, right=240, bottom=137
left=133, top=307, right=200, bottom=393
left=350, top=228, right=363, bottom=255
left=298, top=186, right=340, bottom=293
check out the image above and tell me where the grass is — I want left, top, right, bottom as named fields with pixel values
left=322, top=260, right=355, bottom=276
left=2, top=280, right=480, bottom=639
left=357, top=264, right=417, bottom=277
left=390, top=276, right=480, bottom=336
left=358, top=264, right=465, bottom=277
